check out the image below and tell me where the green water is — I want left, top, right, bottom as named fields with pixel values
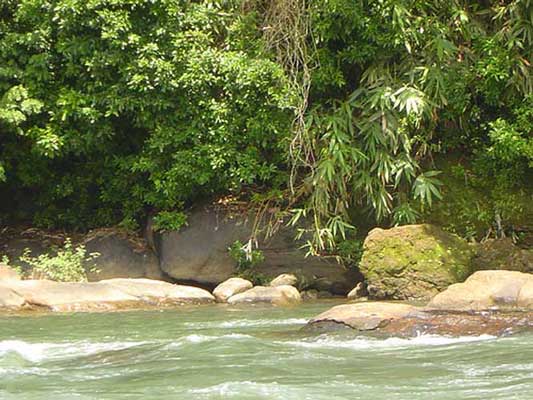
left=1, top=301, right=532, bottom=400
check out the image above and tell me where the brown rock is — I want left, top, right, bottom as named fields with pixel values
left=270, top=273, right=298, bottom=287
left=1, top=278, right=214, bottom=312
left=100, top=278, right=215, bottom=305
left=0, top=284, right=26, bottom=307
left=213, top=277, right=253, bottom=302
left=427, top=270, right=533, bottom=311
left=309, top=302, right=420, bottom=331
left=0, top=264, right=21, bottom=281
left=227, top=285, right=302, bottom=306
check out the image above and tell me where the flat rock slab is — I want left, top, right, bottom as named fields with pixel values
left=1, top=278, right=214, bottom=312
left=427, top=270, right=533, bottom=311
left=306, top=300, right=533, bottom=337
left=309, top=302, right=421, bottom=331
left=227, top=285, right=302, bottom=306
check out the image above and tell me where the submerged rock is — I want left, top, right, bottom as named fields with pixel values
left=0, top=278, right=214, bottom=312
left=213, top=277, right=253, bottom=302
left=309, top=302, right=420, bottom=331
left=359, top=224, right=475, bottom=301
left=270, top=273, right=298, bottom=287
left=427, top=270, right=533, bottom=311
left=227, top=285, right=301, bottom=306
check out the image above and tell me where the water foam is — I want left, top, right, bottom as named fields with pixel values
left=284, top=334, right=496, bottom=350
left=183, top=333, right=253, bottom=344
left=0, top=340, right=148, bottom=363
left=183, top=318, right=308, bottom=329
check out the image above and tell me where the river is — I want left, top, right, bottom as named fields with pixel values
left=1, top=301, right=532, bottom=399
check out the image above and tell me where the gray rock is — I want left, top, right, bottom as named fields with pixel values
left=85, top=230, right=162, bottom=281
left=213, top=277, right=253, bottom=302
left=155, top=205, right=360, bottom=293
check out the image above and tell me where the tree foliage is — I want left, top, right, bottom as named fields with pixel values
left=0, top=0, right=531, bottom=250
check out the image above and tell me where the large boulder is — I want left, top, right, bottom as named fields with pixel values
left=359, top=224, right=475, bottom=300
left=155, top=206, right=360, bottom=293
left=212, top=277, right=253, bottom=302
left=1, top=278, right=214, bottom=312
left=472, top=238, right=532, bottom=273
left=427, top=270, right=533, bottom=311
left=308, top=302, right=420, bottom=331
left=85, top=230, right=162, bottom=281
left=227, top=285, right=302, bottom=306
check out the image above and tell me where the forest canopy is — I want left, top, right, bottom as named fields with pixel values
left=1, top=0, right=531, bottom=249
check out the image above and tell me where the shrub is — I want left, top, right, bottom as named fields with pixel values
left=18, top=238, right=99, bottom=282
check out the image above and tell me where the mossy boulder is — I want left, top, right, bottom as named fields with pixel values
left=359, top=224, right=475, bottom=300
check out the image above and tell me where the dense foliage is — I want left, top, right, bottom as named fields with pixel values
left=1, top=0, right=531, bottom=249
left=0, top=0, right=293, bottom=229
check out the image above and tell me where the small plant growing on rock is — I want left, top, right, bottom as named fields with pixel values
left=19, top=238, right=99, bottom=282
left=228, top=240, right=267, bottom=285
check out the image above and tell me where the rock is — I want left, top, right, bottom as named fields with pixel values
left=359, top=224, right=475, bottom=300
left=0, top=284, right=26, bottom=307
left=308, top=302, right=420, bottom=331
left=306, top=299, right=533, bottom=336
left=0, top=278, right=214, bottom=312
left=473, top=238, right=532, bottom=273
left=85, top=230, right=162, bottom=281
left=0, top=264, right=21, bottom=281
left=155, top=205, right=360, bottom=293
left=213, top=277, right=253, bottom=302
left=347, top=282, right=367, bottom=300
left=100, top=278, right=215, bottom=305
left=270, top=273, right=298, bottom=287
left=427, top=270, right=533, bottom=311
left=6, top=280, right=139, bottom=312
left=227, top=285, right=302, bottom=306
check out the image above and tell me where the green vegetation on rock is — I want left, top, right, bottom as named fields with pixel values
left=359, top=224, right=475, bottom=300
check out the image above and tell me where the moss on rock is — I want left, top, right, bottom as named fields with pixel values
left=359, top=224, right=475, bottom=300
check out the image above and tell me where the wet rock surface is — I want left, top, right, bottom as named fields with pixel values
left=306, top=296, right=533, bottom=337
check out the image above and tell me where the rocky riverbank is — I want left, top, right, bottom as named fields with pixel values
left=306, top=270, right=533, bottom=337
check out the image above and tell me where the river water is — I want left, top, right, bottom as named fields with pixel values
left=1, top=301, right=532, bottom=399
